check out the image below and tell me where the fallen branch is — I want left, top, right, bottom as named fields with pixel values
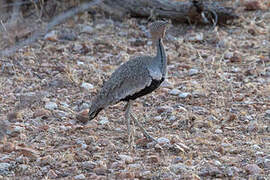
left=102, top=0, right=238, bottom=25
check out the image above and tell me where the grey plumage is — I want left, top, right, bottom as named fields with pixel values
left=86, top=21, right=169, bottom=143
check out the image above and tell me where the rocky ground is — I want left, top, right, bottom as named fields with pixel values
left=0, top=1, right=270, bottom=179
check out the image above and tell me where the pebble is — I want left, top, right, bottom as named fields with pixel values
left=157, top=137, right=170, bottom=145
left=169, top=115, right=176, bottom=122
left=128, top=163, right=141, bottom=170
left=74, top=174, right=86, bottom=180
left=187, top=33, right=204, bottom=41
left=47, top=169, right=58, bottom=179
left=44, top=30, right=58, bottom=41
left=118, top=155, right=134, bottom=164
left=170, top=163, right=187, bottom=174
left=147, top=155, right=160, bottom=163
left=224, top=52, right=234, bottom=59
left=188, top=68, right=199, bottom=76
left=82, top=161, right=96, bottom=170
left=178, top=92, right=191, bottom=99
left=172, top=157, right=183, bottom=164
left=81, top=25, right=94, bottom=34
left=18, top=164, right=29, bottom=172
left=45, top=102, right=58, bottom=110
left=0, top=163, right=11, bottom=175
left=215, top=129, right=223, bottom=134
left=154, top=116, right=162, bottom=121
left=264, top=159, right=270, bottom=169
left=98, top=117, right=109, bottom=125
left=169, top=89, right=181, bottom=96
left=245, top=164, right=263, bottom=175
left=265, top=110, right=270, bottom=117
left=81, top=82, right=94, bottom=91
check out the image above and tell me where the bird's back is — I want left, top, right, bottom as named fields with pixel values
left=89, top=56, right=157, bottom=118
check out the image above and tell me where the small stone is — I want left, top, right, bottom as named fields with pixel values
left=160, top=80, right=173, bottom=88
left=82, top=161, right=96, bottom=170
left=245, top=164, right=263, bottom=175
left=58, top=30, right=76, bottom=41
left=172, top=157, right=183, bottom=164
left=118, top=155, right=133, bottom=164
left=81, top=25, right=94, bottom=34
left=0, top=163, right=11, bottom=175
left=169, top=115, right=176, bottom=122
left=224, top=52, right=234, bottom=59
left=44, top=30, right=58, bottom=41
left=81, top=82, right=94, bottom=91
left=47, top=169, right=58, bottom=179
left=154, top=143, right=163, bottom=151
left=147, top=155, right=160, bottom=163
left=170, top=163, right=187, bottom=174
left=157, top=137, right=170, bottom=145
left=2, top=142, right=15, bottom=153
left=111, top=161, right=124, bottom=169
left=264, top=159, right=270, bottom=169
left=215, top=129, right=223, bottom=134
left=18, top=164, right=29, bottom=173
left=154, top=116, right=162, bottom=121
left=98, top=117, right=109, bottom=125
left=247, top=121, right=258, bottom=132
left=169, top=89, right=181, bottom=96
left=139, top=170, right=152, bottom=178
left=188, top=68, right=199, bottom=76
left=187, top=33, right=203, bottom=41
left=265, top=110, right=270, bottom=117
left=33, top=109, right=52, bottom=118
left=94, top=168, right=107, bottom=175
left=178, top=92, right=191, bottom=99
left=253, top=144, right=261, bottom=150
left=128, top=163, right=141, bottom=170
left=74, top=174, right=86, bottom=180
left=77, top=61, right=84, bottom=66
left=45, top=102, right=58, bottom=110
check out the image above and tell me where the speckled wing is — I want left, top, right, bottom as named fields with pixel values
left=93, top=56, right=153, bottom=108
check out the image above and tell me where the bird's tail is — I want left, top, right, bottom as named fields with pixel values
left=89, top=106, right=102, bottom=121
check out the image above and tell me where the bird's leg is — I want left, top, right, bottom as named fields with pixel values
left=125, top=100, right=133, bottom=147
left=130, top=112, right=157, bottom=143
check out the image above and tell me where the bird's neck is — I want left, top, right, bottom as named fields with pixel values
left=155, top=38, right=167, bottom=75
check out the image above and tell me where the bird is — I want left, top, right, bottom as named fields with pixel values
left=84, top=21, right=169, bottom=144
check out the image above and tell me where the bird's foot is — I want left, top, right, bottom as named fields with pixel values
left=130, top=113, right=157, bottom=143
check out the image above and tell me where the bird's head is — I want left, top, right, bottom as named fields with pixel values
left=149, top=20, right=170, bottom=41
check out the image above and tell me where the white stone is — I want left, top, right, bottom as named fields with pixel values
left=74, top=174, right=86, bottom=180
left=265, top=110, right=270, bottom=117
left=81, top=82, right=94, bottom=91
left=0, top=163, right=11, bottom=173
left=118, top=155, right=133, bottom=164
left=157, top=137, right=170, bottom=145
left=81, top=25, right=94, bottom=34
left=45, top=102, right=58, bottom=110
left=154, top=116, right=162, bottom=121
left=169, top=89, right=181, bottom=96
left=179, top=92, right=191, bottom=99
left=77, top=61, right=84, bottom=66
left=98, top=117, right=109, bottom=125
left=188, top=68, right=199, bottom=76
left=215, top=129, right=223, bottom=134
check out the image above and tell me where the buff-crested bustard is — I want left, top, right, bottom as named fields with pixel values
left=83, top=21, right=169, bottom=144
